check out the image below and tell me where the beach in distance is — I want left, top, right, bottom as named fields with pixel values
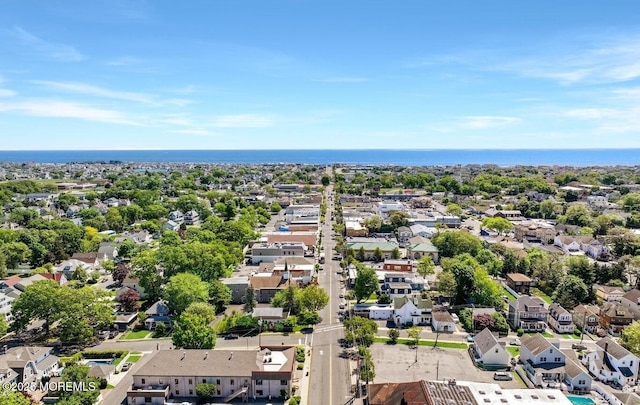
left=0, top=149, right=639, bottom=166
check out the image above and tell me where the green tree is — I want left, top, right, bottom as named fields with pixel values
left=437, top=271, right=456, bottom=297
left=356, top=246, right=366, bottom=262
left=391, top=247, right=401, bottom=260
left=173, top=313, right=216, bottom=349
left=299, top=285, right=329, bottom=312
left=373, top=247, right=383, bottom=262
left=11, top=279, right=60, bottom=334
left=432, top=231, right=482, bottom=258
left=407, top=326, right=422, bottom=346
left=481, top=217, right=514, bottom=235
left=364, top=216, right=382, bottom=233
left=0, top=391, right=35, bottom=404
left=117, top=239, right=137, bottom=258
left=388, top=211, right=409, bottom=229
left=565, top=255, right=595, bottom=287
left=353, top=266, right=378, bottom=303
left=164, top=273, right=209, bottom=314
left=387, top=328, right=400, bottom=344
left=446, top=203, right=463, bottom=217
left=621, top=321, right=640, bottom=357
left=416, top=256, right=435, bottom=279
left=552, top=275, right=589, bottom=309
left=209, top=280, right=232, bottom=313
left=321, top=174, right=331, bottom=186
left=183, top=302, right=216, bottom=324
left=343, top=316, right=378, bottom=347
left=131, top=250, right=163, bottom=301
left=562, top=205, right=593, bottom=227
left=244, top=287, right=257, bottom=313
left=196, top=383, right=218, bottom=401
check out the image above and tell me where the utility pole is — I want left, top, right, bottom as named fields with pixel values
left=436, top=360, right=440, bottom=381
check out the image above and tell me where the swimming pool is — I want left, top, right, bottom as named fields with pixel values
left=83, top=359, right=114, bottom=367
left=566, top=395, right=595, bottom=405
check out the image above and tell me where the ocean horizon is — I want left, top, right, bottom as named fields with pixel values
left=0, top=149, right=638, bottom=166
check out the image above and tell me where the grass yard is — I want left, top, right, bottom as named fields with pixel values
left=528, top=331, right=553, bottom=338
left=531, top=288, right=552, bottom=304
left=121, top=330, right=152, bottom=340
left=127, top=354, right=142, bottom=363
left=513, top=370, right=528, bottom=388
left=374, top=337, right=468, bottom=349
left=562, top=333, right=581, bottom=340
left=506, top=346, right=520, bottom=357
left=502, top=287, right=517, bottom=302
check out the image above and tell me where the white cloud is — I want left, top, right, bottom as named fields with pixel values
left=0, top=89, right=16, bottom=97
left=0, top=99, right=139, bottom=125
left=30, top=80, right=156, bottom=104
left=562, top=108, right=618, bottom=120
left=458, top=116, right=521, bottom=129
left=210, top=114, right=274, bottom=128
left=11, top=27, right=84, bottom=62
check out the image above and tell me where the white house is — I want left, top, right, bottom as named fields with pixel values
left=162, top=220, right=180, bottom=232
left=184, top=210, right=200, bottom=225
left=168, top=210, right=184, bottom=223
left=352, top=304, right=394, bottom=320
left=431, top=309, right=455, bottom=333
left=393, top=296, right=432, bottom=326
left=563, top=349, right=592, bottom=393
left=472, top=328, right=510, bottom=369
left=548, top=303, right=575, bottom=334
left=585, top=337, right=639, bottom=387
left=119, top=276, right=146, bottom=299
left=520, top=334, right=566, bottom=387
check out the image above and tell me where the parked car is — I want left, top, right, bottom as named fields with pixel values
left=98, top=330, right=109, bottom=340
left=121, top=362, right=132, bottom=371
left=571, top=343, right=587, bottom=351
left=509, top=338, right=521, bottom=346
left=225, top=333, right=240, bottom=340
left=339, top=304, right=345, bottom=309
left=493, top=372, right=513, bottom=381
left=339, top=293, right=344, bottom=298
left=109, top=330, right=118, bottom=339
left=466, top=335, right=475, bottom=343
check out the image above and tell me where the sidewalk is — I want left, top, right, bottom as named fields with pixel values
left=298, top=343, right=311, bottom=404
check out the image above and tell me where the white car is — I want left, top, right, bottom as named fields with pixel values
left=509, top=338, right=521, bottom=346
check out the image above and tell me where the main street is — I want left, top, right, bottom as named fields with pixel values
left=307, top=179, right=353, bottom=405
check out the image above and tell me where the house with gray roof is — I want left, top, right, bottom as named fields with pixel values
left=585, top=337, right=639, bottom=387
left=471, top=328, right=510, bottom=369
left=127, top=347, right=295, bottom=404
left=520, top=334, right=565, bottom=387
left=393, top=296, right=433, bottom=326
left=508, top=296, right=548, bottom=332
left=0, top=346, right=60, bottom=385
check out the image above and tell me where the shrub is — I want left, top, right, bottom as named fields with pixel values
left=573, top=328, right=582, bottom=336
left=516, top=328, right=524, bottom=337
left=297, top=363, right=304, bottom=370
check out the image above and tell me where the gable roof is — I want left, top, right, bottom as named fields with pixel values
left=623, top=289, right=640, bottom=303
left=521, top=334, right=557, bottom=356
left=249, top=275, right=285, bottom=290
left=597, top=337, right=635, bottom=360
left=474, top=328, right=501, bottom=355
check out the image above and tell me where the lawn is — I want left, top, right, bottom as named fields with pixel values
left=374, top=337, right=468, bottom=349
left=127, top=354, right=142, bottom=363
left=531, top=288, right=552, bottom=304
left=502, top=287, right=517, bottom=302
left=121, top=330, right=152, bottom=340
left=528, top=331, right=553, bottom=338
left=562, top=333, right=581, bottom=340
left=506, top=346, right=520, bottom=357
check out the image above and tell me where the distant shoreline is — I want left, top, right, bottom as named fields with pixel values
left=0, top=149, right=637, bottom=166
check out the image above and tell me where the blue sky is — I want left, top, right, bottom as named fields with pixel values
left=1, top=1, right=640, bottom=150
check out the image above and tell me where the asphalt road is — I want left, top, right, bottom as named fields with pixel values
left=307, top=183, right=353, bottom=405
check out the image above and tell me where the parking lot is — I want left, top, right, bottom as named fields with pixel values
left=369, top=343, right=522, bottom=388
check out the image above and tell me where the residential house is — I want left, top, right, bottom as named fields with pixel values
left=98, top=241, right=119, bottom=261
left=585, top=337, right=639, bottom=387
left=346, top=242, right=399, bottom=261
left=0, top=346, right=61, bottom=384
left=554, top=235, right=608, bottom=259
left=168, top=210, right=184, bottom=223
left=596, top=285, right=625, bottom=303
left=409, top=224, right=436, bottom=239
left=66, top=205, right=81, bottom=217
left=506, top=273, right=532, bottom=295
left=184, top=210, right=200, bottom=225
left=520, top=334, right=566, bottom=387
left=383, top=259, right=414, bottom=273
left=252, top=308, right=286, bottom=322
left=621, top=289, right=640, bottom=319
left=352, top=304, right=394, bottom=320
left=250, top=274, right=285, bottom=303
left=144, top=300, right=171, bottom=331
left=56, top=259, right=96, bottom=280
left=514, top=220, right=556, bottom=245
left=0, top=292, right=14, bottom=323
left=14, top=274, right=49, bottom=292
left=573, top=304, right=600, bottom=334
left=220, top=276, right=250, bottom=304
left=508, top=296, right=548, bottom=332
left=547, top=304, right=575, bottom=334
left=405, top=242, right=439, bottom=263
left=484, top=208, right=525, bottom=221
left=396, top=226, right=412, bottom=246
left=114, top=312, right=139, bottom=332
left=127, top=347, right=295, bottom=404
left=162, top=220, right=180, bottom=232
left=562, top=349, right=592, bottom=393
left=431, top=308, right=455, bottom=333
left=70, top=252, right=102, bottom=268
left=393, top=296, right=433, bottom=326
left=472, top=328, right=510, bottom=369
left=600, top=302, right=633, bottom=336
left=345, top=221, right=367, bottom=237
left=120, top=276, right=147, bottom=299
